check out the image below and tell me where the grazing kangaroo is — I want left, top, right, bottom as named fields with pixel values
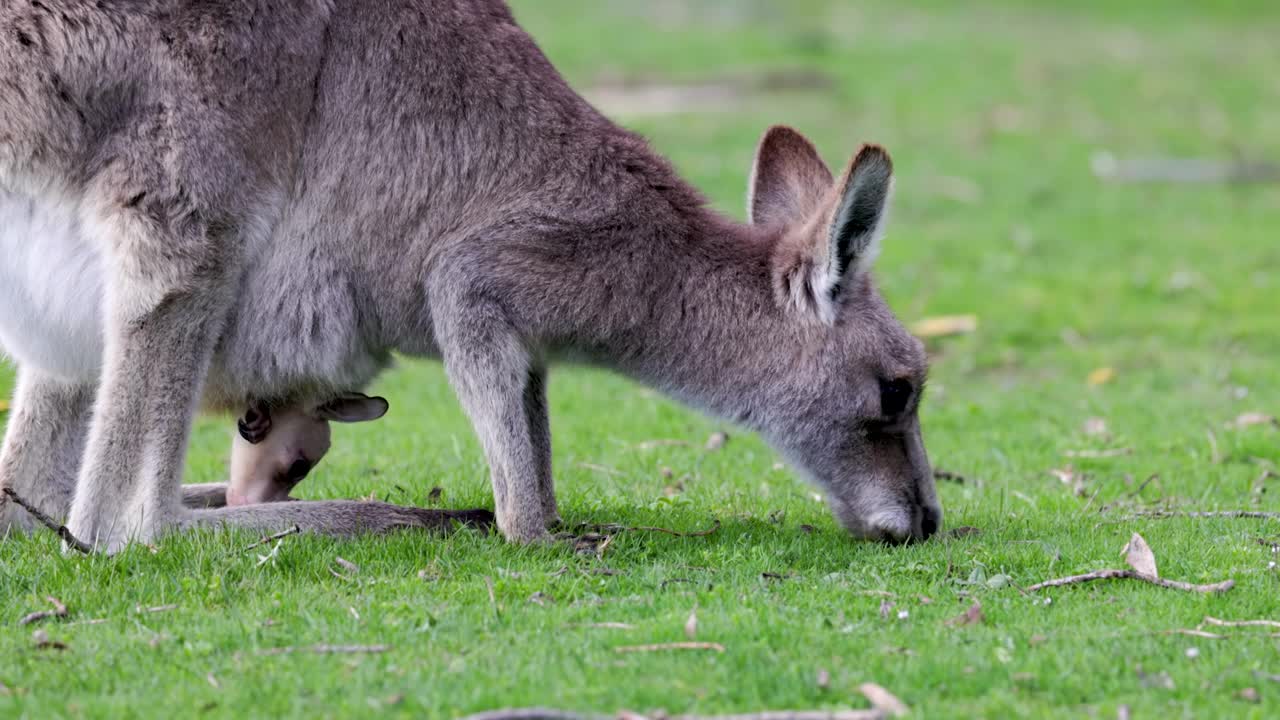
left=0, top=0, right=939, bottom=553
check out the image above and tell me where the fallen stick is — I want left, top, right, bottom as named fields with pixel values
left=2, top=487, right=92, bottom=554
left=1122, top=510, right=1280, bottom=521
left=574, top=519, right=721, bottom=538
left=1063, top=448, right=1133, bottom=459
left=1203, top=616, right=1280, bottom=629
left=1026, top=569, right=1233, bottom=594
left=242, top=525, right=300, bottom=552
left=459, top=710, right=886, bottom=720
left=614, top=642, right=726, bottom=654
left=19, top=596, right=69, bottom=626
left=258, top=644, right=391, bottom=656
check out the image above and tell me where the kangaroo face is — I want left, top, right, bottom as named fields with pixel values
left=747, top=127, right=940, bottom=543
left=226, top=394, right=388, bottom=506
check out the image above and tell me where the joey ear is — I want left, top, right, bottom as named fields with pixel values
left=748, top=126, right=834, bottom=227
left=772, top=143, right=894, bottom=324
left=313, top=393, right=390, bottom=423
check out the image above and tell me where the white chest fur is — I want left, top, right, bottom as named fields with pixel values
left=0, top=188, right=106, bottom=381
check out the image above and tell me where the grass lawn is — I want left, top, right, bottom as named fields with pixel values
left=2, top=0, right=1279, bottom=717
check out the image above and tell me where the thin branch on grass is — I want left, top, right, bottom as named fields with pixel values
left=1026, top=569, right=1234, bottom=594
left=632, top=439, right=692, bottom=450
left=576, top=462, right=625, bottom=477
left=1063, top=448, right=1133, bottom=459
left=19, top=596, right=69, bottom=626
left=2, top=487, right=92, bottom=554
left=138, top=604, right=178, bottom=614
left=241, top=525, right=300, bottom=552
left=614, top=642, right=726, bottom=653
left=1202, top=616, right=1280, bottom=629
left=567, top=622, right=636, bottom=630
left=931, top=469, right=967, bottom=483
left=1121, top=511, right=1280, bottom=521
left=458, top=710, right=888, bottom=720
left=573, top=519, right=721, bottom=538
left=258, top=644, right=391, bottom=656
left=1090, top=153, right=1280, bottom=184
left=1163, top=629, right=1225, bottom=639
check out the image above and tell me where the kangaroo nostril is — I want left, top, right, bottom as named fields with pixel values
left=920, top=505, right=941, bottom=539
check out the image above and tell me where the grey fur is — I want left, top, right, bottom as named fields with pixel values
left=0, top=0, right=938, bottom=551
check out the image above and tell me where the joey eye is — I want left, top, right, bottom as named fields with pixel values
left=879, top=378, right=913, bottom=417
left=285, top=457, right=313, bottom=482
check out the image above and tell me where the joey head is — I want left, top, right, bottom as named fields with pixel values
left=226, top=394, right=388, bottom=506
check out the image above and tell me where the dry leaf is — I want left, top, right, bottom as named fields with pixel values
left=334, top=557, right=360, bottom=575
left=0, top=400, right=9, bottom=413
left=1051, top=466, right=1088, bottom=496
left=911, top=315, right=978, bottom=339
left=704, top=432, right=728, bottom=451
left=946, top=600, right=985, bottom=627
left=1123, top=533, right=1158, bottom=578
left=684, top=606, right=698, bottom=640
left=1237, top=687, right=1261, bottom=703
left=1230, top=412, right=1278, bottom=430
left=1084, top=417, right=1109, bottom=436
left=1087, top=367, right=1116, bottom=386
left=816, top=668, right=831, bottom=690
left=858, top=683, right=910, bottom=718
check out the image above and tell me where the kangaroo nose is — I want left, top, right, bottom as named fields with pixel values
left=920, top=503, right=941, bottom=540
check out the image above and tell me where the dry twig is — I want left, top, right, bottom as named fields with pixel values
left=458, top=711, right=887, bottom=720
left=258, top=644, right=391, bottom=656
left=857, top=684, right=908, bottom=718
left=614, top=642, right=726, bottom=654
left=242, top=525, right=300, bottom=551
left=1026, top=569, right=1233, bottom=594
left=1121, top=511, right=1280, bottom=521
left=574, top=519, right=721, bottom=538
left=1202, top=616, right=1280, bottom=629
left=19, top=596, right=69, bottom=626
left=2, top=487, right=92, bottom=554
left=1063, top=448, right=1133, bottom=459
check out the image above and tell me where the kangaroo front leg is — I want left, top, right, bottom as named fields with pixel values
left=65, top=197, right=236, bottom=552
left=439, top=309, right=550, bottom=542
left=0, top=369, right=94, bottom=534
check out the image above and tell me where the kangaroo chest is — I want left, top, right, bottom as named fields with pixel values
left=0, top=188, right=106, bottom=381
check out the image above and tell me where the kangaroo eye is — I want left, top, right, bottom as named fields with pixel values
left=879, top=378, right=913, bottom=417
left=285, top=458, right=313, bottom=481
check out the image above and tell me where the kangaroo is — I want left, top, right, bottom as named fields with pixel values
left=0, top=0, right=939, bottom=553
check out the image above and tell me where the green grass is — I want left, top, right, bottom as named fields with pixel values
left=3, top=0, right=1279, bottom=717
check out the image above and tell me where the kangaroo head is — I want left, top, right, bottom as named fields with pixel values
left=748, top=126, right=939, bottom=543
left=226, top=393, right=389, bottom=506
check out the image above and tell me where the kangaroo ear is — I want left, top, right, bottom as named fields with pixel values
left=748, top=126, right=834, bottom=227
left=313, top=393, right=389, bottom=423
left=825, top=143, right=893, bottom=284
left=771, top=143, right=894, bottom=324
